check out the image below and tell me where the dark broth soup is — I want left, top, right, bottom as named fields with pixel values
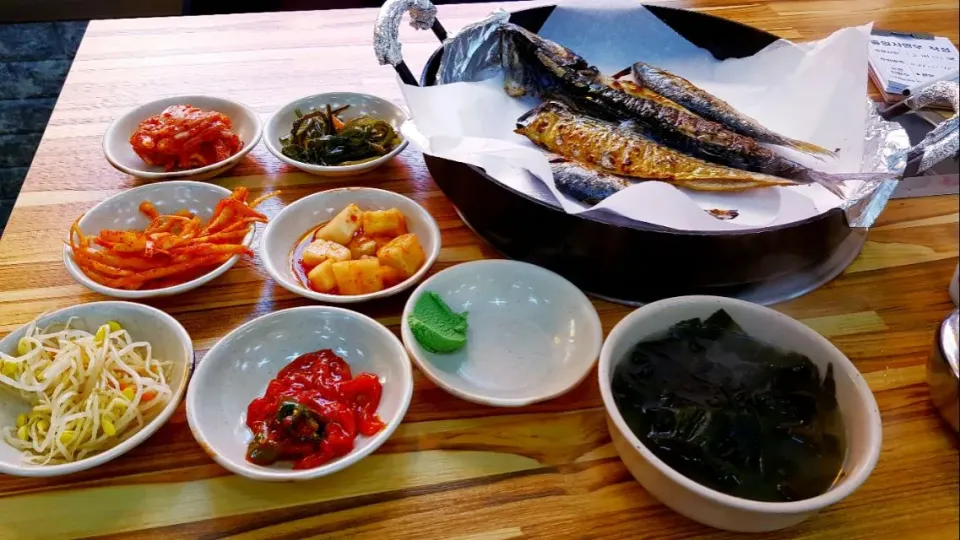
left=612, top=309, right=845, bottom=502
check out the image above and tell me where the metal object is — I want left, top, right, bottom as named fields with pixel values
left=892, top=173, right=960, bottom=198
left=951, top=264, right=959, bottom=306
left=375, top=2, right=909, bottom=304
left=455, top=206, right=866, bottom=306
left=887, top=80, right=960, bottom=177
left=374, top=0, right=445, bottom=86
left=928, top=310, right=959, bottom=432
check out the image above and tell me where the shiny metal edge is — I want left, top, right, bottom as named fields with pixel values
left=928, top=309, right=959, bottom=432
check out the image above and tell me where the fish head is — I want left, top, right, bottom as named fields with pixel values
left=631, top=61, right=700, bottom=96
left=501, top=24, right=600, bottom=98
left=501, top=25, right=529, bottom=97
left=515, top=101, right=574, bottom=142
left=630, top=61, right=659, bottom=79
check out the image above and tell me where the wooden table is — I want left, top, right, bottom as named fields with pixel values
left=1, top=1, right=958, bottom=538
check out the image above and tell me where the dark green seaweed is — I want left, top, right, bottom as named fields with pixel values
left=612, top=309, right=845, bottom=502
left=280, top=106, right=402, bottom=167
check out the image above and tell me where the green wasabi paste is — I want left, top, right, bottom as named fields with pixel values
left=408, top=291, right=468, bottom=354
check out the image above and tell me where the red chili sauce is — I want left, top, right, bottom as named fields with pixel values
left=245, top=349, right=385, bottom=469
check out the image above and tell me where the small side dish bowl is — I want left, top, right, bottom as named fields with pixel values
left=103, top=95, right=262, bottom=181
left=0, top=301, right=193, bottom=477
left=401, top=260, right=603, bottom=407
left=599, top=296, right=882, bottom=532
left=63, top=181, right=253, bottom=299
left=263, top=92, right=408, bottom=177
left=260, top=187, right=440, bottom=304
left=185, top=306, right=413, bottom=481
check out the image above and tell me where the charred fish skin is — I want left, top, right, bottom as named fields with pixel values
left=551, top=159, right=631, bottom=205
left=501, top=23, right=598, bottom=98
left=631, top=62, right=835, bottom=157
left=606, top=77, right=696, bottom=115
left=517, top=101, right=795, bottom=191
left=500, top=24, right=810, bottom=179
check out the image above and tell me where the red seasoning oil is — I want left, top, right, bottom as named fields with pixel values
left=290, top=224, right=323, bottom=291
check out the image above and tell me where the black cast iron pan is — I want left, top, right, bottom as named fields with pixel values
left=398, top=4, right=860, bottom=304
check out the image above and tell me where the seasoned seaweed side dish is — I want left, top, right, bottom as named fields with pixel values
left=280, top=105, right=402, bottom=166
left=612, top=310, right=845, bottom=502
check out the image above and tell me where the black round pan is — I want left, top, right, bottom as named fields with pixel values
left=418, top=4, right=859, bottom=304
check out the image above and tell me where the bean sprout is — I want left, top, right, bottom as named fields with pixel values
left=0, top=317, right=172, bottom=464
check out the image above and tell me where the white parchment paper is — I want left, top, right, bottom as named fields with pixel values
left=399, top=1, right=874, bottom=231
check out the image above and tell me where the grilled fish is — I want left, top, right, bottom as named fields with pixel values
left=631, top=62, right=835, bottom=156
left=519, top=101, right=795, bottom=192
left=550, top=158, right=632, bottom=204
left=606, top=77, right=695, bottom=116
left=500, top=24, right=846, bottom=196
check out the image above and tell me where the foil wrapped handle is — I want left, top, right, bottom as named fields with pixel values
left=881, top=80, right=959, bottom=176
left=374, top=0, right=448, bottom=86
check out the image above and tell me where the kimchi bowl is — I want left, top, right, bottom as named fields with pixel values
left=103, top=95, right=263, bottom=181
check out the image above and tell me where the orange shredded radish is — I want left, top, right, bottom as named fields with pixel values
left=68, top=188, right=276, bottom=290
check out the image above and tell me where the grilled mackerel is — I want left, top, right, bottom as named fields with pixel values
left=550, top=158, right=632, bottom=204
left=500, top=23, right=845, bottom=196
left=519, top=101, right=795, bottom=192
left=631, top=62, right=835, bottom=156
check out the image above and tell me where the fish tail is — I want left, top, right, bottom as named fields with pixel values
left=783, top=138, right=837, bottom=158
left=799, top=171, right=896, bottom=198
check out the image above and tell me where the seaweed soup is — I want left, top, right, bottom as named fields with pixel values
left=612, top=309, right=845, bottom=503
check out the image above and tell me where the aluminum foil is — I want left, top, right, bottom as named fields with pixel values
left=920, top=128, right=959, bottom=172
left=863, top=99, right=911, bottom=175
left=907, top=80, right=959, bottom=112
left=437, top=10, right=509, bottom=84
left=374, top=0, right=438, bottom=67
left=892, top=81, right=960, bottom=174
left=838, top=99, right=910, bottom=228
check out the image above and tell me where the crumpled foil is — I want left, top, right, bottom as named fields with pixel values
left=908, top=80, right=959, bottom=112
left=416, top=9, right=913, bottom=229
left=909, top=81, right=959, bottom=173
left=374, top=0, right=438, bottom=67
left=437, top=10, right=510, bottom=84
left=839, top=99, right=910, bottom=228
left=891, top=80, right=960, bottom=174
left=863, top=99, right=911, bottom=175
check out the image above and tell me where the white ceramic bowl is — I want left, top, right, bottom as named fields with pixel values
left=599, top=296, right=882, bottom=532
left=260, top=187, right=440, bottom=304
left=63, top=181, right=254, bottom=299
left=401, top=260, right=603, bottom=407
left=103, top=95, right=262, bottom=181
left=186, top=306, right=413, bottom=481
left=264, top=92, right=408, bottom=176
left=0, top=301, right=193, bottom=477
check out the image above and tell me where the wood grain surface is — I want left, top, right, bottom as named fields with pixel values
left=1, top=1, right=958, bottom=539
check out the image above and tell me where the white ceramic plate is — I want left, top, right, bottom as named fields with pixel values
left=264, top=92, right=408, bottom=177
left=186, top=306, right=413, bottom=481
left=598, top=296, right=882, bottom=532
left=63, top=181, right=253, bottom=299
left=103, top=95, right=262, bottom=181
left=260, top=187, right=441, bottom=304
left=401, top=260, right=603, bottom=407
left=0, top=302, right=193, bottom=477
